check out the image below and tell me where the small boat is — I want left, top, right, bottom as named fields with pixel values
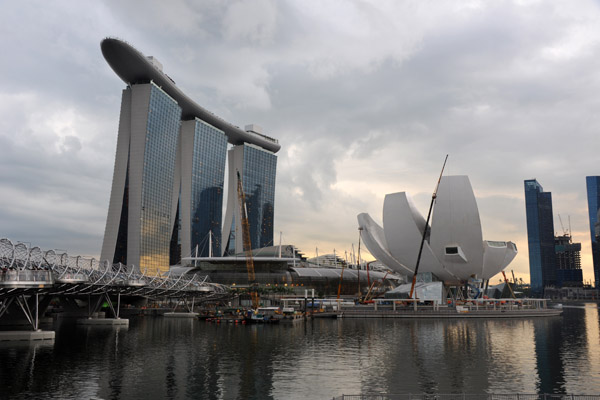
left=280, top=307, right=304, bottom=323
left=245, top=307, right=281, bottom=324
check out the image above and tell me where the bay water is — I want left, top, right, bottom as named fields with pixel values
left=1, top=304, right=599, bottom=399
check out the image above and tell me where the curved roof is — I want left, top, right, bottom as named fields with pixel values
left=289, top=267, right=400, bottom=281
left=100, top=38, right=281, bottom=153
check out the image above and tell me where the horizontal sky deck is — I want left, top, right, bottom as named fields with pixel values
left=101, top=38, right=280, bottom=153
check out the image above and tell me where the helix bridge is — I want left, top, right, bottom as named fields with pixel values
left=0, top=238, right=228, bottom=331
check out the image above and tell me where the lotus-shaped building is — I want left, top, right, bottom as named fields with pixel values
left=357, top=176, right=517, bottom=284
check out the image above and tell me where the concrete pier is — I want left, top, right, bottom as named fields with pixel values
left=0, top=330, right=55, bottom=341
left=77, top=318, right=129, bottom=326
left=163, top=312, right=199, bottom=318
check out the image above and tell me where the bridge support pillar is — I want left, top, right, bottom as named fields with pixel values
left=77, top=291, right=129, bottom=326
left=0, top=294, right=56, bottom=342
left=15, top=293, right=44, bottom=331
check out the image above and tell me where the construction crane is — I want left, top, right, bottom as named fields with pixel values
left=357, top=227, right=362, bottom=297
left=501, top=270, right=516, bottom=299
left=363, top=269, right=387, bottom=302
left=336, top=260, right=346, bottom=300
left=558, top=214, right=568, bottom=236
left=236, top=171, right=259, bottom=309
left=558, top=214, right=573, bottom=238
left=409, top=155, right=448, bottom=299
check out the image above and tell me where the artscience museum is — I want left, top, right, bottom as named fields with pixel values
left=358, top=176, right=517, bottom=285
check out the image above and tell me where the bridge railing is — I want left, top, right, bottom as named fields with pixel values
left=0, top=238, right=224, bottom=297
left=0, top=269, right=53, bottom=285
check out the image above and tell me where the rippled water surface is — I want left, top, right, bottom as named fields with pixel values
left=1, top=305, right=599, bottom=399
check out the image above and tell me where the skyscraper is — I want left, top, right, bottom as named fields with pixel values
left=101, top=83, right=182, bottom=273
left=176, top=119, right=228, bottom=259
left=586, top=176, right=600, bottom=287
left=99, top=38, right=280, bottom=273
left=222, top=131, right=277, bottom=256
left=524, top=179, right=557, bottom=294
left=554, top=234, right=583, bottom=287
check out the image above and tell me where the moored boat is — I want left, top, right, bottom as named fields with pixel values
left=280, top=307, right=305, bottom=323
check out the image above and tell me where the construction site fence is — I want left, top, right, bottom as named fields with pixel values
left=333, top=394, right=600, bottom=400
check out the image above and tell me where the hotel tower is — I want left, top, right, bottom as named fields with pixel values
left=99, top=38, right=280, bottom=274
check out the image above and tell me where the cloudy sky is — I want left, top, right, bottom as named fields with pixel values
left=1, top=0, right=600, bottom=284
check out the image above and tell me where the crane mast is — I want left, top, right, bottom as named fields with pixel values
left=409, top=155, right=448, bottom=299
left=236, top=171, right=259, bottom=309
left=502, top=270, right=516, bottom=299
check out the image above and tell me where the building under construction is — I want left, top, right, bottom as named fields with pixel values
left=555, top=234, right=583, bottom=287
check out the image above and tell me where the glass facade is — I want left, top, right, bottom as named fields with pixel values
left=524, top=179, right=557, bottom=294
left=586, top=176, right=600, bottom=287
left=555, top=234, right=583, bottom=287
left=189, top=119, right=227, bottom=257
left=139, top=84, right=182, bottom=273
left=226, top=144, right=277, bottom=254
left=243, top=145, right=277, bottom=250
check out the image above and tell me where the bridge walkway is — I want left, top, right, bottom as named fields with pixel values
left=0, top=238, right=228, bottom=333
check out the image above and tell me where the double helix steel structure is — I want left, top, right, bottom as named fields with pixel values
left=0, top=238, right=228, bottom=330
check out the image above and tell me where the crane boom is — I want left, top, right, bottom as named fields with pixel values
left=409, top=155, right=448, bottom=299
left=558, top=214, right=567, bottom=235
left=364, top=269, right=387, bottom=302
left=237, top=171, right=259, bottom=309
left=502, top=271, right=516, bottom=299
left=336, top=262, right=345, bottom=300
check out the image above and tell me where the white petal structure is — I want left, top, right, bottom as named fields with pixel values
left=357, top=213, right=413, bottom=275
left=357, top=175, right=517, bottom=284
left=481, top=241, right=518, bottom=279
left=382, top=193, right=455, bottom=281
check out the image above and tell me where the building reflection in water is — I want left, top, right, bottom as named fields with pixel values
left=2, top=307, right=600, bottom=399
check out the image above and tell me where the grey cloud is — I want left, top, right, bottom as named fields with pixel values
left=59, top=135, right=82, bottom=154
left=1, top=0, right=600, bottom=282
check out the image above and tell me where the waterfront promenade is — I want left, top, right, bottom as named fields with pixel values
left=334, top=298, right=563, bottom=318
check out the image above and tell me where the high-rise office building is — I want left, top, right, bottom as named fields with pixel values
left=554, top=234, right=583, bottom=287
left=222, top=132, right=277, bottom=256
left=586, top=176, right=600, bottom=287
left=524, top=179, right=557, bottom=294
left=99, top=38, right=280, bottom=274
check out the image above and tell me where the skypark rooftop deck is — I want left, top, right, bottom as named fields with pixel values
left=101, top=37, right=280, bottom=153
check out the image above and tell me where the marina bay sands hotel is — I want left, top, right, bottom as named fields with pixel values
left=99, top=38, right=280, bottom=274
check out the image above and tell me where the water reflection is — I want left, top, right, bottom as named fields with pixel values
left=533, top=316, right=566, bottom=393
left=1, top=306, right=599, bottom=399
